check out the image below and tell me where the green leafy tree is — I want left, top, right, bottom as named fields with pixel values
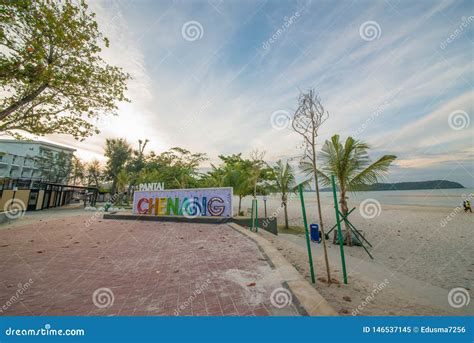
left=36, top=148, right=54, bottom=181
left=0, top=0, right=130, bottom=139
left=203, top=153, right=273, bottom=216
left=217, top=154, right=253, bottom=215
left=248, top=149, right=274, bottom=198
left=104, top=138, right=132, bottom=194
left=126, top=139, right=149, bottom=200
left=53, top=151, right=72, bottom=183
left=302, top=134, right=396, bottom=246
left=86, top=159, right=102, bottom=188
left=140, top=147, right=207, bottom=189
left=199, top=164, right=226, bottom=188
left=116, top=169, right=129, bottom=206
left=70, top=156, right=85, bottom=186
left=36, top=148, right=71, bottom=183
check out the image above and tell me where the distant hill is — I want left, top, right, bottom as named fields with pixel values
left=320, top=180, right=464, bottom=192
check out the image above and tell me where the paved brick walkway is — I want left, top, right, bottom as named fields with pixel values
left=0, top=214, right=300, bottom=316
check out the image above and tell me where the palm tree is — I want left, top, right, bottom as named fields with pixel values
left=272, top=160, right=299, bottom=230
left=301, top=134, right=396, bottom=246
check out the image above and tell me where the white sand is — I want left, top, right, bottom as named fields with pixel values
left=236, top=195, right=474, bottom=315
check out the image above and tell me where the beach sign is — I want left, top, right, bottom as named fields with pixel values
left=133, top=187, right=233, bottom=217
left=138, top=182, right=165, bottom=191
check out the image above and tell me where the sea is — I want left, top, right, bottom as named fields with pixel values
left=239, top=188, right=474, bottom=208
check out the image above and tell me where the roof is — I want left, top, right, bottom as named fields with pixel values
left=0, top=139, right=76, bottom=152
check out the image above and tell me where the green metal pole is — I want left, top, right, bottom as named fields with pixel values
left=298, top=184, right=316, bottom=284
left=331, top=175, right=348, bottom=284
left=255, top=199, right=258, bottom=233
left=250, top=198, right=255, bottom=231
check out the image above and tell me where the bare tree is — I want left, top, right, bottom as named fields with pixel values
left=250, top=149, right=266, bottom=198
left=292, top=89, right=332, bottom=284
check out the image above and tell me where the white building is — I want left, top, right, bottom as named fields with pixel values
left=0, top=139, right=75, bottom=183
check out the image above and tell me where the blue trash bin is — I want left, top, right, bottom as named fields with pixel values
left=310, top=224, right=320, bottom=242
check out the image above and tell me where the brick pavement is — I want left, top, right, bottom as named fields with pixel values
left=0, top=214, right=300, bottom=316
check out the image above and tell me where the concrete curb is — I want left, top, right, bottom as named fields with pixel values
left=103, top=212, right=278, bottom=235
left=227, top=222, right=338, bottom=316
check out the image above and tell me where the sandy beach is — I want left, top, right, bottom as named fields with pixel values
left=236, top=194, right=473, bottom=315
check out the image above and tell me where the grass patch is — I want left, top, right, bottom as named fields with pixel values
left=278, top=225, right=305, bottom=235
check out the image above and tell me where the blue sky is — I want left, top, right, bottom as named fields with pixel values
left=50, top=0, right=473, bottom=186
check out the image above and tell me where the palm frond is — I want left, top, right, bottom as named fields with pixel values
left=299, top=160, right=313, bottom=177
left=349, top=154, right=397, bottom=190
left=316, top=169, right=331, bottom=187
left=298, top=160, right=331, bottom=187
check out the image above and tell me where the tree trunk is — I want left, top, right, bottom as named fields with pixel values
left=127, top=184, right=134, bottom=203
left=312, top=153, right=331, bottom=284
left=340, top=190, right=352, bottom=246
left=0, top=84, right=48, bottom=120
left=332, top=223, right=338, bottom=244
left=111, top=179, right=117, bottom=196
left=283, top=201, right=289, bottom=230
left=238, top=196, right=242, bottom=215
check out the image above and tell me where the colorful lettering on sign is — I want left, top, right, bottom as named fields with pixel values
left=137, top=198, right=149, bottom=214
left=133, top=188, right=232, bottom=217
left=166, top=197, right=179, bottom=215
left=135, top=196, right=228, bottom=217
left=208, top=197, right=225, bottom=216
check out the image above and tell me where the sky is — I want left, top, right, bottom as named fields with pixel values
left=43, top=0, right=473, bottom=186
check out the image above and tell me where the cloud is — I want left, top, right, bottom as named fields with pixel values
left=372, top=91, right=473, bottom=151
left=395, top=148, right=473, bottom=169
left=21, top=0, right=471, bottom=186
